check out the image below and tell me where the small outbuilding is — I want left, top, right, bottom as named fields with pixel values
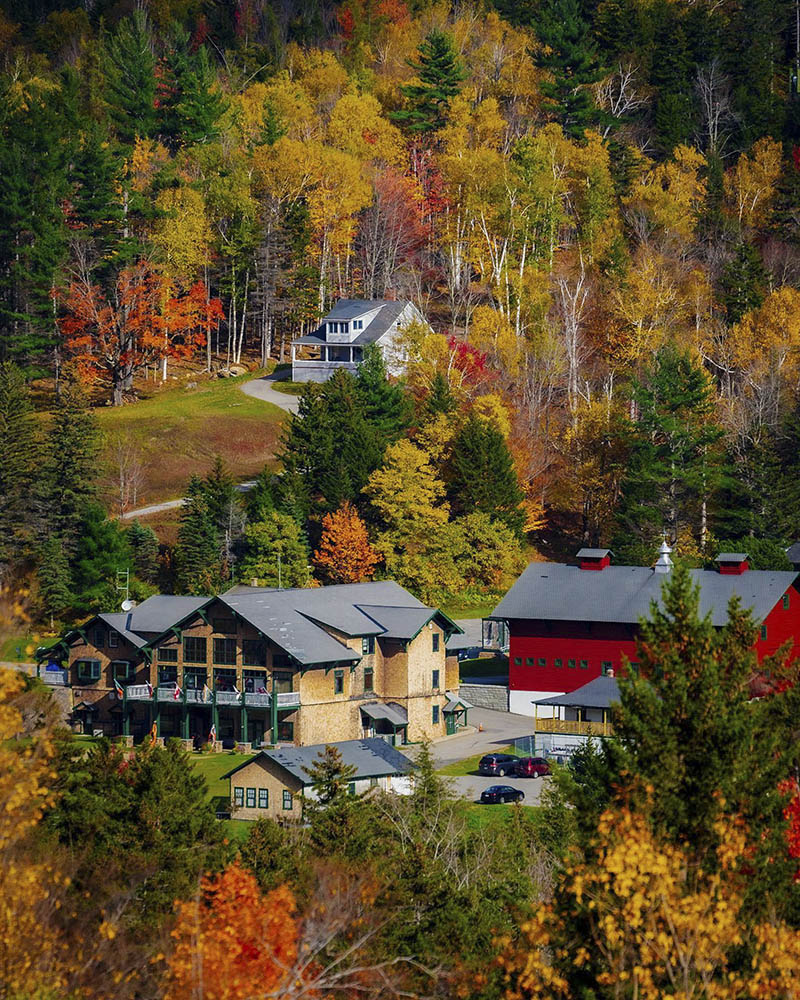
left=223, top=737, right=415, bottom=821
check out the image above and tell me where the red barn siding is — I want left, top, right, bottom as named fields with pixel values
left=508, top=582, right=800, bottom=696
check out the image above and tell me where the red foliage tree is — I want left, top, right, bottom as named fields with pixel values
left=59, top=262, right=223, bottom=405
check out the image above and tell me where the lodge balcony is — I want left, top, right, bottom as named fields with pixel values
left=39, top=668, right=70, bottom=686
left=535, top=717, right=614, bottom=737
left=124, top=684, right=300, bottom=708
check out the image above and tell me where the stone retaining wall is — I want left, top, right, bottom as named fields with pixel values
left=459, top=682, right=508, bottom=712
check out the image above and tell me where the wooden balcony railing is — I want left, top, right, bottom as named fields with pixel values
left=535, top=717, right=613, bottom=737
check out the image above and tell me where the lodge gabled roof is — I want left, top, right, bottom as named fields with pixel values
left=489, top=562, right=799, bottom=628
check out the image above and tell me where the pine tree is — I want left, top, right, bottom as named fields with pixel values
left=36, top=536, right=73, bottom=624
left=301, top=746, right=367, bottom=858
left=426, top=372, right=456, bottom=416
left=41, top=377, right=100, bottom=555
left=535, top=0, right=605, bottom=139
left=719, top=241, right=767, bottom=324
left=650, top=13, right=693, bottom=152
left=448, top=416, right=526, bottom=537
left=203, top=456, right=238, bottom=533
left=71, top=503, right=133, bottom=614
left=238, top=512, right=310, bottom=589
left=391, top=29, right=467, bottom=135
left=0, top=362, right=39, bottom=565
left=174, top=477, right=220, bottom=595
left=125, top=520, right=160, bottom=584
left=354, top=344, right=411, bottom=449
left=173, top=45, right=229, bottom=146
left=69, top=121, right=124, bottom=276
left=103, top=10, right=157, bottom=145
left=246, top=468, right=277, bottom=523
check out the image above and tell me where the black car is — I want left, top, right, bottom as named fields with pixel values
left=480, top=785, right=525, bottom=804
left=478, top=753, right=520, bottom=777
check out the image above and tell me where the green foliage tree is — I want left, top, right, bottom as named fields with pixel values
left=71, top=503, right=134, bottom=614
left=239, top=817, right=308, bottom=895
left=710, top=537, right=791, bottom=571
left=174, top=475, right=221, bottom=594
left=0, top=362, right=39, bottom=565
left=44, top=738, right=231, bottom=931
left=448, top=415, right=525, bottom=536
left=36, top=536, right=73, bottom=624
left=391, top=28, right=467, bottom=135
left=425, top=372, right=456, bottom=416
left=238, top=511, right=310, bottom=588
left=103, top=10, right=158, bottom=145
left=125, top=519, right=161, bottom=584
left=612, top=347, right=726, bottom=561
left=301, top=745, right=370, bottom=859
left=354, top=344, right=411, bottom=449
left=40, top=377, right=100, bottom=555
left=69, top=121, right=124, bottom=276
left=535, top=0, right=605, bottom=139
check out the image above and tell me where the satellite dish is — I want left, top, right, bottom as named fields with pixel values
left=121, top=599, right=135, bottom=612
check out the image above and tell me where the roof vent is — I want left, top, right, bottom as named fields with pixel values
left=577, top=548, right=611, bottom=570
left=654, top=540, right=673, bottom=574
left=716, top=552, right=749, bottom=575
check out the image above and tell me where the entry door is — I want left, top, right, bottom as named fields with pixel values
left=445, top=713, right=456, bottom=735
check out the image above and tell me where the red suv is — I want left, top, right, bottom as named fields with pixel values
left=514, top=756, right=550, bottom=778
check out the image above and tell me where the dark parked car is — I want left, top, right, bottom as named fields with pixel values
left=514, top=756, right=551, bottom=778
left=480, top=785, right=525, bottom=804
left=478, top=753, right=519, bottom=777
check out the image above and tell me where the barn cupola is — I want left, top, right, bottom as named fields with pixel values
left=654, top=539, right=673, bottom=574
left=716, top=552, right=749, bottom=575
left=577, top=548, right=612, bottom=570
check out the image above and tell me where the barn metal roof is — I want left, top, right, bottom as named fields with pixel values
left=489, top=562, right=798, bottom=627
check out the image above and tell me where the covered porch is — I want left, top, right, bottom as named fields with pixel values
left=534, top=675, right=620, bottom=738
left=291, top=335, right=364, bottom=382
left=443, top=692, right=473, bottom=734
left=360, top=702, right=409, bottom=745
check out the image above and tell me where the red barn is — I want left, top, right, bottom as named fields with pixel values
left=489, top=546, right=800, bottom=717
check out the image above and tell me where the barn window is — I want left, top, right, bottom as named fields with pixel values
left=784, top=594, right=791, bottom=610
left=601, top=661, right=613, bottom=675
left=761, top=625, right=768, bottom=640
left=525, top=657, right=534, bottom=666
left=514, top=657, right=522, bottom=666
left=537, top=658, right=546, bottom=667
left=579, top=660, right=588, bottom=669
left=554, top=658, right=563, bottom=669
left=567, top=659, right=576, bottom=669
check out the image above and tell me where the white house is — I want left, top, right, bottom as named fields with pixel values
left=291, top=299, right=428, bottom=383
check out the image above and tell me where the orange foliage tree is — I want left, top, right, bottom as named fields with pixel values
left=313, top=500, right=380, bottom=583
left=165, top=864, right=303, bottom=1000
left=59, top=262, right=223, bottom=405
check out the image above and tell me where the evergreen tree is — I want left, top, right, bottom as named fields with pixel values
left=71, top=503, right=133, bottom=614
left=612, top=348, right=727, bottom=561
left=69, top=121, right=124, bottom=277
left=719, top=241, right=767, bottom=325
left=238, top=511, right=310, bottom=588
left=354, top=344, right=411, bottom=449
left=391, top=29, right=467, bottom=135
left=41, top=377, right=100, bottom=555
left=0, top=362, right=39, bottom=565
left=260, top=97, right=287, bottom=146
left=448, top=416, right=526, bottom=537
left=36, top=536, right=73, bottom=624
left=125, top=519, right=160, bottom=584
left=174, top=476, right=221, bottom=595
left=246, top=468, right=277, bottom=523
left=426, top=372, right=456, bottom=415
left=203, top=456, right=238, bottom=533
left=173, top=45, right=229, bottom=146
left=103, top=10, right=157, bottom=145
left=711, top=537, right=791, bottom=570
left=650, top=13, right=694, bottom=152
left=301, top=745, right=366, bottom=857
left=535, top=0, right=605, bottom=139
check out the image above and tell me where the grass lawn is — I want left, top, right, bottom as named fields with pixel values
left=438, top=744, right=516, bottom=777
left=271, top=380, right=304, bottom=395
left=463, top=800, right=541, bottom=831
left=190, top=751, right=251, bottom=801
left=1, top=635, right=39, bottom=661
left=459, top=655, right=508, bottom=678
left=95, top=373, right=286, bottom=508
left=221, top=819, right=253, bottom=843
left=440, top=595, right=503, bottom=620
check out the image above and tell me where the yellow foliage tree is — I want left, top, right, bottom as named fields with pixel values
left=327, top=92, right=405, bottom=165
left=624, top=145, right=707, bottom=242
left=153, top=186, right=212, bottom=287
left=724, top=136, right=782, bottom=231
left=731, top=286, right=800, bottom=378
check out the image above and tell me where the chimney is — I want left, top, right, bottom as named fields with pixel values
left=716, top=552, right=749, bottom=575
left=577, top=548, right=612, bottom=570
left=654, top=539, right=673, bottom=574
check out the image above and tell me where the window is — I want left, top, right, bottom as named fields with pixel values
left=184, top=669, right=207, bottom=690
left=348, top=782, right=356, bottom=796
left=537, top=658, right=546, bottom=667
left=213, top=637, right=237, bottom=665
left=361, top=636, right=375, bottom=655
left=111, top=660, right=132, bottom=682
left=282, top=789, right=293, bottom=810
left=233, top=787, right=244, bottom=807
left=568, top=659, right=576, bottom=669
left=244, top=670, right=267, bottom=693
left=334, top=670, right=344, bottom=695
left=246, top=788, right=256, bottom=808
left=601, top=661, right=613, bottom=676
left=363, top=667, right=374, bottom=693
left=514, top=657, right=522, bottom=666
left=214, top=668, right=236, bottom=690
left=76, top=659, right=101, bottom=682
left=159, top=666, right=177, bottom=685
left=93, top=627, right=105, bottom=648
left=277, top=720, right=294, bottom=742
left=109, top=630, right=119, bottom=649
left=213, top=617, right=236, bottom=635
left=242, top=640, right=266, bottom=667
left=432, top=669, right=440, bottom=689
left=369, top=777, right=378, bottom=788
left=272, top=671, right=293, bottom=694
left=784, top=594, right=791, bottom=610
left=258, top=788, right=269, bottom=809
left=580, top=659, right=588, bottom=670
left=554, top=658, right=563, bottom=669
left=761, top=625, right=768, bottom=641
left=525, top=657, right=534, bottom=666
left=432, top=704, right=440, bottom=725
left=432, top=633, right=440, bottom=652
left=157, top=646, right=178, bottom=663
left=183, top=637, right=207, bottom=663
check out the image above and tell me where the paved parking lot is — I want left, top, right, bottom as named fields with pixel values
left=430, top=707, right=535, bottom=769
left=450, top=772, right=551, bottom=805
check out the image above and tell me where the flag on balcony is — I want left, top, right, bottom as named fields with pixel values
left=232, top=683, right=240, bottom=697
left=202, top=683, right=212, bottom=703
left=114, top=678, right=124, bottom=698
left=208, top=724, right=217, bottom=743
left=173, top=683, right=183, bottom=701
left=257, top=684, right=267, bottom=694
left=146, top=680, right=154, bottom=698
